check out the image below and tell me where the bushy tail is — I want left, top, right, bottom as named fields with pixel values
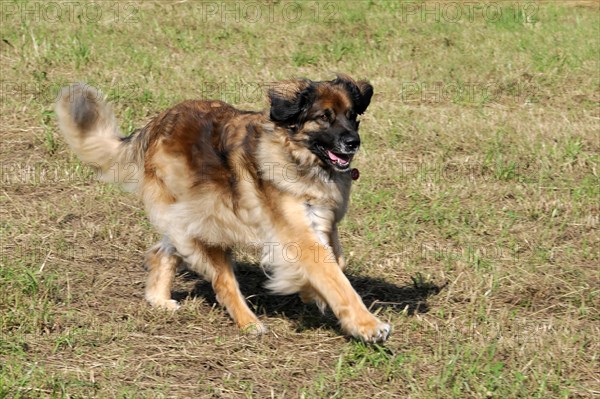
left=55, top=83, right=144, bottom=191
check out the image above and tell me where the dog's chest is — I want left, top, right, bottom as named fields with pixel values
left=304, top=202, right=335, bottom=246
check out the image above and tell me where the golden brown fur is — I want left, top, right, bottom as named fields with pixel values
left=55, top=76, right=390, bottom=342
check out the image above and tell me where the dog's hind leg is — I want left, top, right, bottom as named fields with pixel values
left=177, top=239, right=266, bottom=334
left=208, top=246, right=267, bottom=334
left=144, top=238, right=181, bottom=310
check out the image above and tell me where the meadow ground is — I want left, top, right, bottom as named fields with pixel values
left=0, top=1, right=598, bottom=398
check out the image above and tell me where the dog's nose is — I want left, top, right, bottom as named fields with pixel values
left=342, top=134, right=361, bottom=152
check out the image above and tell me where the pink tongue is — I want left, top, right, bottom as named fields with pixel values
left=327, top=150, right=349, bottom=165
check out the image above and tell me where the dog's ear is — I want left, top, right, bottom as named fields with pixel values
left=268, top=79, right=315, bottom=124
left=334, top=74, right=374, bottom=115
left=354, top=80, right=373, bottom=115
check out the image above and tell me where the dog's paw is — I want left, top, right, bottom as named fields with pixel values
left=348, top=319, right=391, bottom=343
left=366, top=322, right=391, bottom=343
left=240, top=321, right=268, bottom=336
left=146, top=297, right=181, bottom=311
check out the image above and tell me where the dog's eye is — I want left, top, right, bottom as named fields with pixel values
left=319, top=114, right=329, bottom=122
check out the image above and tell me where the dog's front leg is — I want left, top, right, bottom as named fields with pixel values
left=329, top=224, right=346, bottom=271
left=266, top=231, right=390, bottom=343
left=297, top=224, right=345, bottom=312
left=301, top=240, right=390, bottom=342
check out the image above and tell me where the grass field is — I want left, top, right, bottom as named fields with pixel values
left=1, top=0, right=599, bottom=397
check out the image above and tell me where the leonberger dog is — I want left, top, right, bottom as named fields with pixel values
left=55, top=75, right=390, bottom=342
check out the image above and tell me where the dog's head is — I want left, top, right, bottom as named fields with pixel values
left=268, top=74, right=373, bottom=172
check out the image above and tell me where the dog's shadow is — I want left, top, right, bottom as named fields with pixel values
left=173, top=262, right=444, bottom=334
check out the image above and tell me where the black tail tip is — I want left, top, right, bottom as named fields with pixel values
left=58, top=83, right=104, bottom=131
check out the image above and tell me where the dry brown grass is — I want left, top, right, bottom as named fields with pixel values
left=1, top=1, right=598, bottom=398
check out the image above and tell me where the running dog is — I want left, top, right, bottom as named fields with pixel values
left=55, top=75, right=390, bottom=342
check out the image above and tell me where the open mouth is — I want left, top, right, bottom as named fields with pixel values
left=316, top=145, right=354, bottom=171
